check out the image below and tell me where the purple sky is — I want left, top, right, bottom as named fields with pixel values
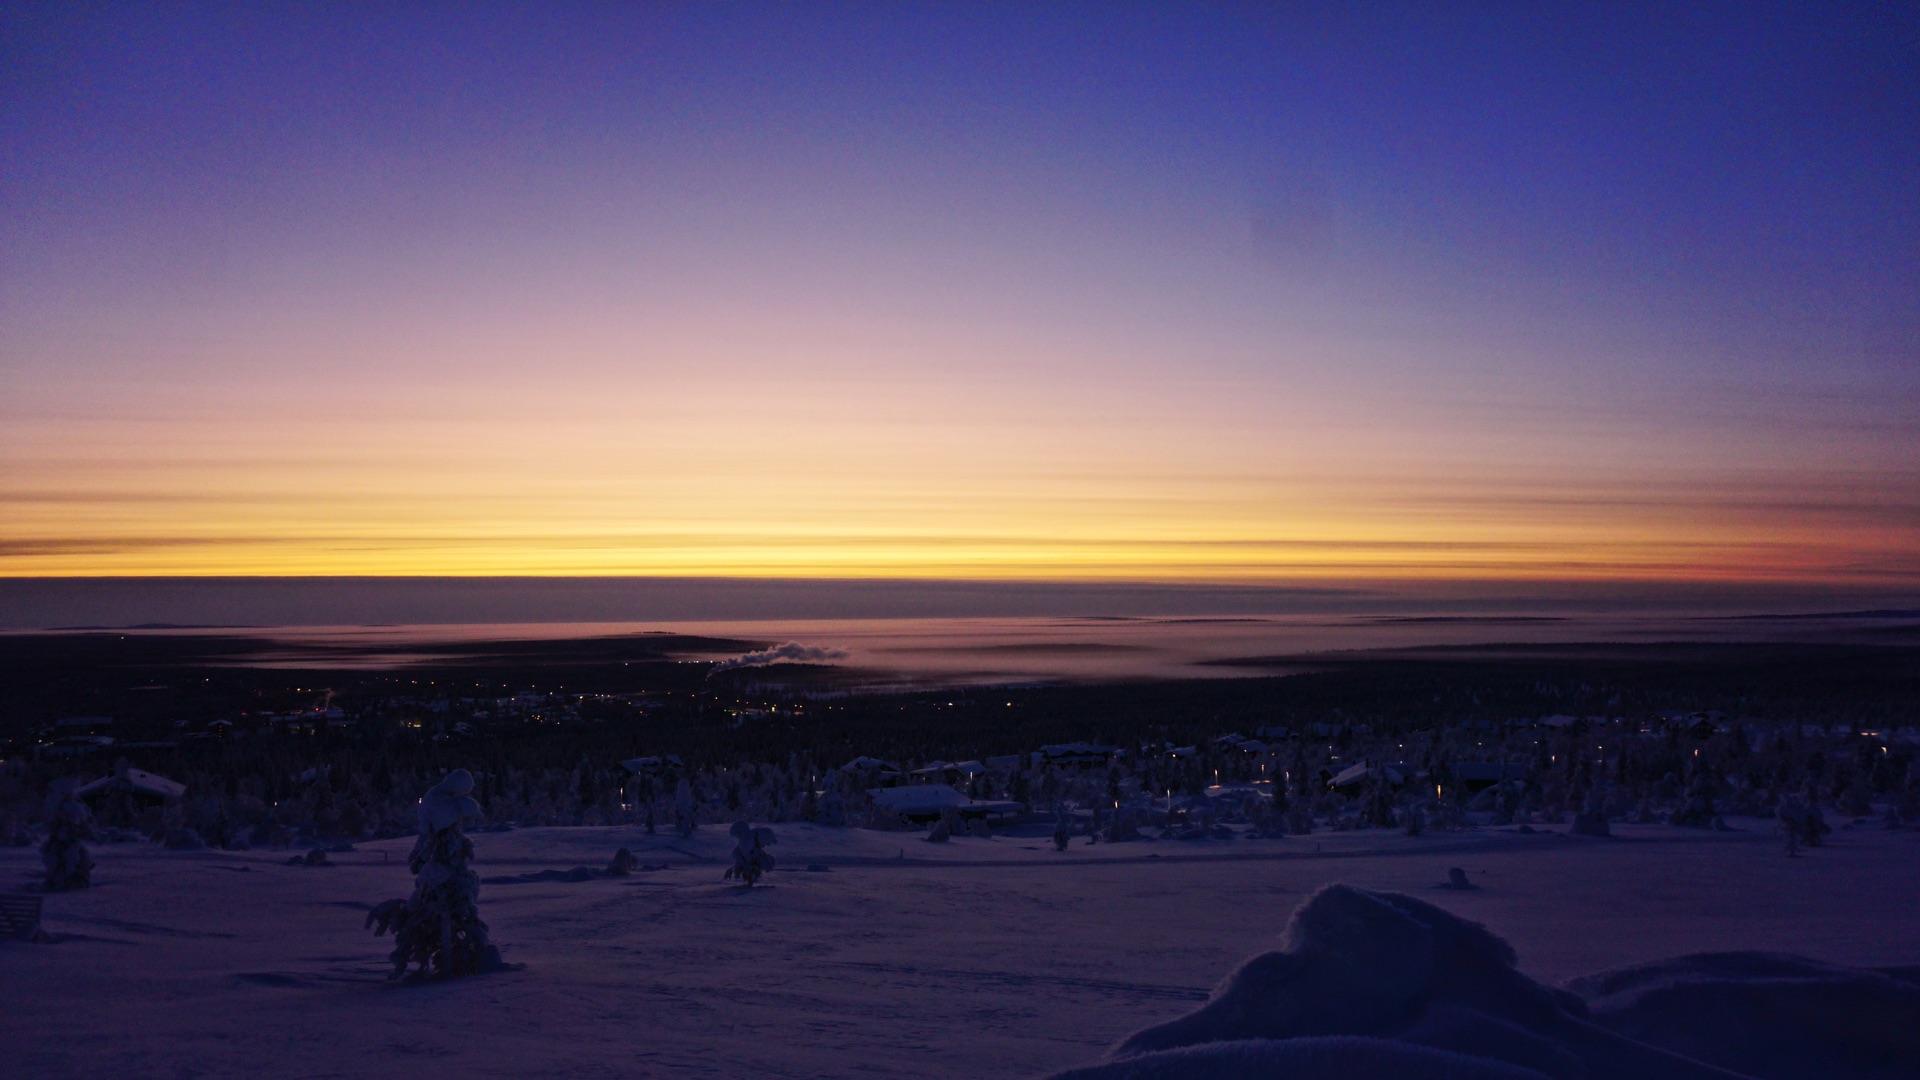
left=3, top=4, right=1916, bottom=594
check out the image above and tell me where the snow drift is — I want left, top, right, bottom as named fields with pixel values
left=1045, top=884, right=1920, bottom=1080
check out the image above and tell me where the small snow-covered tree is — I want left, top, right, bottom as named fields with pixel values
left=724, top=820, right=776, bottom=886
left=1401, top=802, right=1426, bottom=836
left=366, top=770, right=503, bottom=979
left=605, top=846, right=637, bottom=876
left=42, top=794, right=95, bottom=892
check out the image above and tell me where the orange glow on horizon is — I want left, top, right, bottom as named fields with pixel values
left=4, top=391, right=1910, bottom=585
left=4, top=196, right=1913, bottom=589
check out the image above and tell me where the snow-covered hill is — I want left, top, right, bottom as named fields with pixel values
left=4, top=820, right=1916, bottom=1078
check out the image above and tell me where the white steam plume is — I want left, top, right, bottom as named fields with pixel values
left=708, top=642, right=849, bottom=675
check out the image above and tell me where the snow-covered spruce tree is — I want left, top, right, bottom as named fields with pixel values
left=724, top=820, right=776, bottom=886
left=1285, top=800, right=1316, bottom=835
left=366, top=770, right=505, bottom=979
left=1362, top=781, right=1397, bottom=829
left=1104, top=808, right=1143, bottom=843
left=1776, top=789, right=1829, bottom=854
left=1571, top=785, right=1611, bottom=837
left=1837, top=781, right=1875, bottom=819
left=42, top=793, right=96, bottom=892
left=1669, top=773, right=1717, bottom=828
left=820, top=787, right=846, bottom=827
left=674, top=779, right=698, bottom=838
left=1267, top=781, right=1291, bottom=817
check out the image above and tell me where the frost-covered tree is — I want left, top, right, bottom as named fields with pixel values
left=1285, top=801, right=1316, bottom=836
left=42, top=794, right=95, bottom=892
left=1104, top=808, right=1143, bottom=843
left=1777, top=790, right=1829, bottom=855
left=674, top=779, right=698, bottom=838
left=1669, top=773, right=1718, bottom=828
left=366, top=770, right=504, bottom=979
left=1837, top=781, right=1875, bottom=819
left=724, top=820, right=776, bottom=886
left=1571, top=785, right=1611, bottom=837
left=1362, top=780, right=1397, bottom=829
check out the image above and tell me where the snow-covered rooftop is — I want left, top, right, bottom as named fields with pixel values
left=868, top=783, right=1024, bottom=819
left=76, top=766, right=186, bottom=801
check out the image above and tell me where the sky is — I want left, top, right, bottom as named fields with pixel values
left=3, top=3, right=1917, bottom=597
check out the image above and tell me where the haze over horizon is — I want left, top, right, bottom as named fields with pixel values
left=5, top=4, right=1917, bottom=591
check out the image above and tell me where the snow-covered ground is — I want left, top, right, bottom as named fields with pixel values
left=4, top=820, right=1917, bottom=1078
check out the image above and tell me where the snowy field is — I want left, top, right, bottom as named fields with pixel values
left=5, top=820, right=1918, bottom=1078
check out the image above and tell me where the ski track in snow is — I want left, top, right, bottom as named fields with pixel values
left=4, top=820, right=1918, bottom=1079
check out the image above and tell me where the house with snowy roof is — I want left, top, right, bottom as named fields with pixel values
left=867, top=783, right=1023, bottom=824
left=908, top=760, right=989, bottom=786
left=36, top=734, right=116, bottom=759
left=1450, top=762, right=1528, bottom=792
left=1038, top=743, right=1123, bottom=767
left=1328, top=762, right=1421, bottom=792
left=618, top=755, right=684, bottom=775
left=76, top=765, right=186, bottom=802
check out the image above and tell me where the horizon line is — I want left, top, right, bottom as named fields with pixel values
left=4, top=574, right=1918, bottom=632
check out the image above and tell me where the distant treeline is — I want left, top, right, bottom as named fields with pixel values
left=2, top=638, right=1917, bottom=846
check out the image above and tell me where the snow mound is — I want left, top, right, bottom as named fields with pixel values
left=481, top=867, right=599, bottom=885
left=1572, top=952, right=1920, bottom=1080
left=1047, top=884, right=1918, bottom=1080
left=1047, top=1036, right=1553, bottom=1080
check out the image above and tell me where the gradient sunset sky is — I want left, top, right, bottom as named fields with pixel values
left=3, top=4, right=1916, bottom=593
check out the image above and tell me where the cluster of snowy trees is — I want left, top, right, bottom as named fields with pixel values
left=4, top=708, right=1916, bottom=854
left=929, top=717, right=1920, bottom=840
